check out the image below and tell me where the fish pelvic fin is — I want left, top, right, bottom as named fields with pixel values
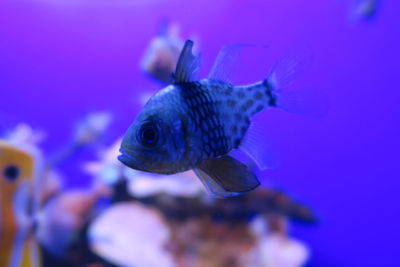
left=194, top=155, right=260, bottom=198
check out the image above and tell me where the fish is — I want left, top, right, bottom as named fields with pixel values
left=0, top=140, right=42, bottom=267
left=354, top=0, right=378, bottom=20
left=0, top=119, right=114, bottom=265
left=119, top=40, right=323, bottom=197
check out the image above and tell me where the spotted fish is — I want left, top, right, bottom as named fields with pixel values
left=119, top=40, right=320, bottom=197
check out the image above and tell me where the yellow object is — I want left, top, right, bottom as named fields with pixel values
left=0, top=141, right=41, bottom=267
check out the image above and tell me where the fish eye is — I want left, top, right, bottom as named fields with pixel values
left=138, top=122, right=159, bottom=148
left=3, top=165, right=20, bottom=182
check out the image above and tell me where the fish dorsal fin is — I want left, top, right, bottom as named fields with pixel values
left=208, top=43, right=269, bottom=84
left=172, top=40, right=200, bottom=83
left=194, top=155, right=260, bottom=198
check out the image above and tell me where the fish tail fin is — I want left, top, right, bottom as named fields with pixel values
left=264, top=51, right=329, bottom=118
left=235, top=48, right=328, bottom=171
left=265, top=82, right=329, bottom=118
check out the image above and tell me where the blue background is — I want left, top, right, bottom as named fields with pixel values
left=1, top=0, right=399, bottom=266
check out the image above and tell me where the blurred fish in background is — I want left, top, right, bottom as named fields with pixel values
left=353, top=0, right=379, bottom=20
left=0, top=111, right=114, bottom=267
left=0, top=137, right=42, bottom=267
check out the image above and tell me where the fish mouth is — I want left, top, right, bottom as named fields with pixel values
left=118, top=148, right=140, bottom=170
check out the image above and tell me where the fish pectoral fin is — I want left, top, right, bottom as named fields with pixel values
left=238, top=112, right=279, bottom=171
left=172, top=40, right=200, bottom=83
left=194, top=155, right=260, bottom=198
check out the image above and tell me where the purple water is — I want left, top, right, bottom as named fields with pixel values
left=1, top=0, right=399, bottom=265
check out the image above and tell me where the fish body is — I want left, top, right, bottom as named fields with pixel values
left=121, top=79, right=273, bottom=174
left=120, top=40, right=318, bottom=197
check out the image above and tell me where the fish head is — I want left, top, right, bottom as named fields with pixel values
left=0, top=141, right=35, bottom=194
left=0, top=141, right=37, bottom=234
left=118, top=98, right=187, bottom=174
